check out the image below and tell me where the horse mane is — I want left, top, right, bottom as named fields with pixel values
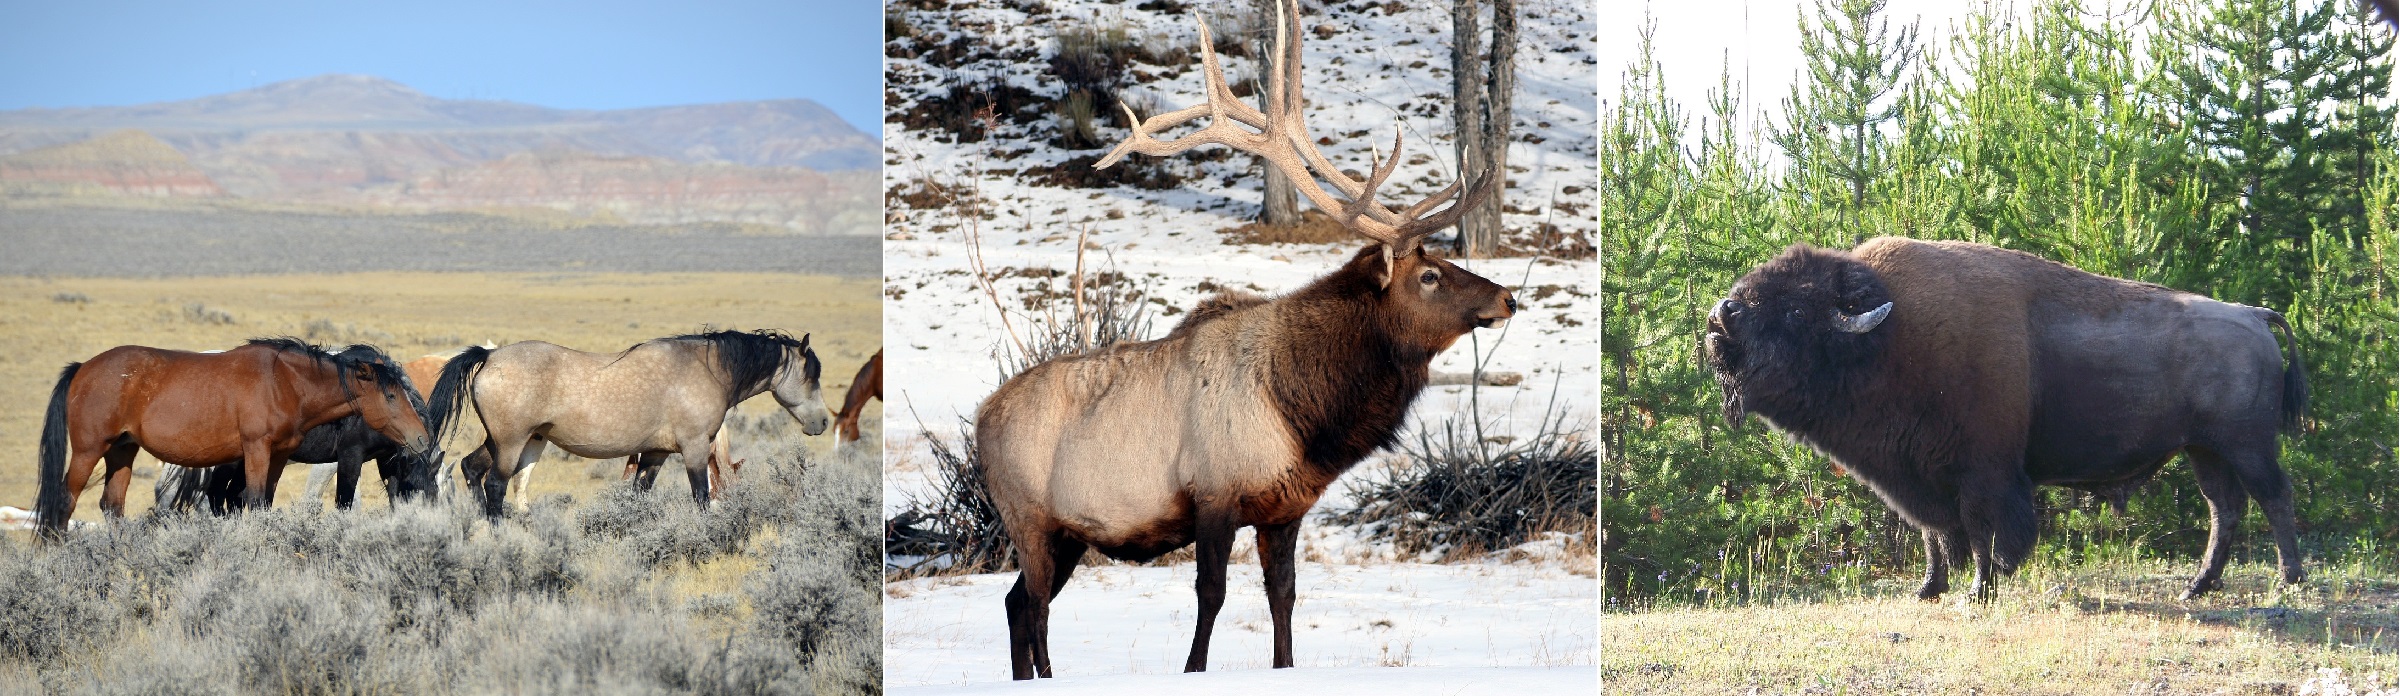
left=244, top=337, right=413, bottom=397
left=650, top=329, right=818, bottom=405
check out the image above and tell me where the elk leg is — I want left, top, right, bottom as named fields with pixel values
left=2183, top=447, right=2252, bottom=599
left=1257, top=519, right=1302, bottom=668
left=97, top=442, right=139, bottom=518
left=1183, top=508, right=1238, bottom=673
left=1031, top=535, right=1086, bottom=679
left=1004, top=530, right=1057, bottom=680
left=2225, top=448, right=2306, bottom=586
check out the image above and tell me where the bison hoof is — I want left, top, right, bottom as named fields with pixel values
left=1916, top=585, right=1946, bottom=602
left=2179, top=579, right=2221, bottom=601
left=2282, top=568, right=2307, bottom=585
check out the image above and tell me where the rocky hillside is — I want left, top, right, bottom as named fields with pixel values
left=0, top=130, right=224, bottom=197
left=0, top=75, right=879, bottom=233
left=357, top=150, right=878, bottom=234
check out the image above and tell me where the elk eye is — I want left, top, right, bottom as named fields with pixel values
left=1418, top=270, right=1438, bottom=285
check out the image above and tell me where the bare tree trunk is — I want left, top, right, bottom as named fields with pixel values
left=1256, top=0, right=1300, bottom=226
left=1452, top=0, right=1514, bottom=258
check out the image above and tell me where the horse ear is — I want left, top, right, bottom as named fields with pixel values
left=798, top=333, right=811, bottom=348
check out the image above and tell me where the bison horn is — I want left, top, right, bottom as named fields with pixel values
left=1832, top=302, right=1893, bottom=334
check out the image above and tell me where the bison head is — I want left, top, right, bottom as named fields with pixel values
left=1704, top=244, right=1895, bottom=427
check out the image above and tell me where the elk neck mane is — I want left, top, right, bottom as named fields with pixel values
left=1258, top=255, right=1436, bottom=478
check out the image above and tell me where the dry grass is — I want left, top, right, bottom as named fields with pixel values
left=0, top=272, right=881, bottom=522
left=1602, top=559, right=2397, bottom=694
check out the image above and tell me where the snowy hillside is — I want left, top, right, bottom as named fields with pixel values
left=881, top=0, right=1598, bottom=687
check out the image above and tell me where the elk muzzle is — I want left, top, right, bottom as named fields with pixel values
left=1476, top=292, right=1517, bottom=329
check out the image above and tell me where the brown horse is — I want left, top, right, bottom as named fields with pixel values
left=36, top=338, right=434, bottom=534
left=833, top=350, right=883, bottom=444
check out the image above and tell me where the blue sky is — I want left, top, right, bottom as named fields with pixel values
left=0, top=0, right=884, bottom=132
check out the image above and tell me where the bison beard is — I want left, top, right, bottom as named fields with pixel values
left=1705, top=237, right=2309, bottom=602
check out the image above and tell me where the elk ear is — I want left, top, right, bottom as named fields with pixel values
left=1376, top=245, right=1396, bottom=289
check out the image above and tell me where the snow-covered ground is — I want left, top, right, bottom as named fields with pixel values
left=886, top=558, right=1597, bottom=687
left=882, top=0, right=1597, bottom=688
left=889, top=666, right=1596, bottom=695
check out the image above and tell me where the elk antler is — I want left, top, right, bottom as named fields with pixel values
left=1095, top=0, right=1494, bottom=267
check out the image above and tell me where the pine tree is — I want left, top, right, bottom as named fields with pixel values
left=1773, top=0, right=1921, bottom=241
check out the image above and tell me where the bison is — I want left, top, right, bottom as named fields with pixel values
left=1703, top=237, right=2308, bottom=601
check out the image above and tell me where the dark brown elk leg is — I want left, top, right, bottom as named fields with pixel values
left=1183, top=508, right=1238, bottom=673
left=1257, top=519, right=1302, bottom=668
left=1033, top=535, right=1086, bottom=679
left=2226, top=448, right=2306, bottom=586
left=1005, top=530, right=1056, bottom=680
left=2183, top=447, right=2252, bottom=599
left=97, top=442, right=139, bottom=518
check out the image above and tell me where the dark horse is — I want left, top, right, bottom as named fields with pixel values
left=155, top=347, right=445, bottom=513
left=833, top=349, right=883, bottom=444
left=37, top=338, right=434, bottom=535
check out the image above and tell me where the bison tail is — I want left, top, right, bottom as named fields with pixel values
left=2259, top=308, right=2309, bottom=434
left=35, top=362, right=82, bottom=538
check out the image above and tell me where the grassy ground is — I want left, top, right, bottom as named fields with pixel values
left=1602, top=558, right=2396, bottom=694
left=0, top=272, right=881, bottom=521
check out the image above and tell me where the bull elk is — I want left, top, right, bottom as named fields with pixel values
left=975, top=0, right=1516, bottom=679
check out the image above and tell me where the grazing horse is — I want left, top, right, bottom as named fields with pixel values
left=833, top=349, right=883, bottom=444
left=157, top=348, right=446, bottom=513
left=427, top=329, right=831, bottom=517
left=36, top=338, right=434, bottom=534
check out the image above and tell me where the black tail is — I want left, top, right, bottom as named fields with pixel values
left=426, top=346, right=491, bottom=440
left=2259, top=308, right=2309, bottom=433
left=35, top=363, right=81, bottom=537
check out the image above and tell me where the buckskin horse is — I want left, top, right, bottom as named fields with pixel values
left=427, top=329, right=832, bottom=517
left=36, top=338, right=434, bottom=535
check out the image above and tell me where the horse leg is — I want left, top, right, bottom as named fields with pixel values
left=239, top=441, right=275, bottom=511
left=334, top=446, right=365, bottom=510
left=508, top=449, right=538, bottom=513
left=2184, top=447, right=2252, bottom=599
left=97, top=442, right=139, bottom=519
left=679, top=435, right=716, bottom=509
left=630, top=453, right=666, bottom=490
left=1183, top=507, right=1239, bottom=673
left=302, top=463, right=335, bottom=510
left=1256, top=519, right=1302, bottom=668
left=478, top=438, right=532, bottom=519
left=57, top=436, right=111, bottom=522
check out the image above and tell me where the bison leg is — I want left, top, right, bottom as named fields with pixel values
left=1959, top=472, right=2037, bottom=602
left=1257, top=519, right=1302, bottom=667
left=2183, top=448, right=2253, bottom=599
left=1183, top=508, right=1239, bottom=673
left=2228, top=451, right=2306, bottom=586
left=1916, top=528, right=1951, bottom=601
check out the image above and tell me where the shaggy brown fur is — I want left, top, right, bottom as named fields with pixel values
left=977, top=244, right=1515, bottom=679
left=1705, top=237, right=2307, bottom=601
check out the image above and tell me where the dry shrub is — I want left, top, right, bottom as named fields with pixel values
left=1332, top=406, right=1599, bottom=561
left=0, top=448, right=879, bottom=695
